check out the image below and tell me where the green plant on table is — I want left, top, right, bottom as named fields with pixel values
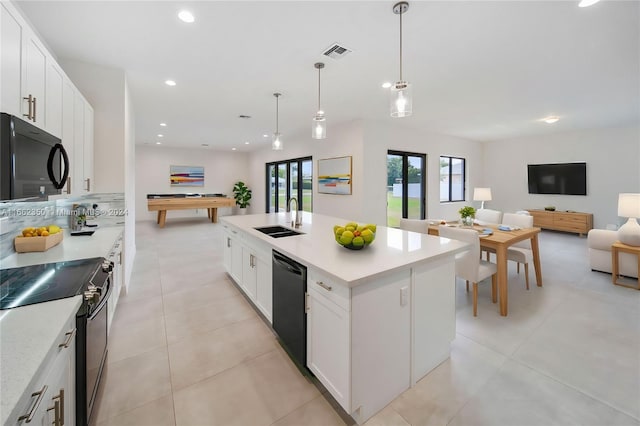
left=458, top=206, right=476, bottom=218
left=232, top=181, right=252, bottom=208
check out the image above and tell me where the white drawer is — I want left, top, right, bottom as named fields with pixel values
left=308, top=268, right=350, bottom=312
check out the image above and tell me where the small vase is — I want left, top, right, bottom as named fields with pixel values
left=462, top=216, right=474, bottom=227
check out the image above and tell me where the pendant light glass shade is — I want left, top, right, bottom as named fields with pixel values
left=272, top=93, right=283, bottom=150
left=312, top=112, right=326, bottom=139
left=391, top=2, right=412, bottom=118
left=390, top=81, right=412, bottom=117
left=312, top=62, right=326, bottom=139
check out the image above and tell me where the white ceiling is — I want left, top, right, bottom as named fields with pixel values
left=16, top=0, right=640, bottom=152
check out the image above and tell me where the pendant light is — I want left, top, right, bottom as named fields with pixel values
left=391, top=1, right=412, bottom=118
left=272, top=93, right=283, bottom=151
left=312, top=62, right=326, bottom=139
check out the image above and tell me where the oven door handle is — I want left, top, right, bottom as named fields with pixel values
left=87, top=280, right=111, bottom=321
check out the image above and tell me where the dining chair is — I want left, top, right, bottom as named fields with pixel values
left=399, top=218, right=429, bottom=234
left=502, top=212, right=535, bottom=289
left=438, top=225, right=497, bottom=316
left=475, top=209, right=503, bottom=225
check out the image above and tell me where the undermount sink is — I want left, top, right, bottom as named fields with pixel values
left=254, top=225, right=304, bottom=238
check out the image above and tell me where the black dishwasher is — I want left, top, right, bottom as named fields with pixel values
left=272, top=250, right=308, bottom=369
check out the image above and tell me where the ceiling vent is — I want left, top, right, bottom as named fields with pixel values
left=322, top=43, right=352, bottom=60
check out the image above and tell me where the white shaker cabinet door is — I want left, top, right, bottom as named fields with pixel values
left=72, top=92, right=85, bottom=194
left=255, top=254, right=272, bottom=323
left=83, top=102, right=94, bottom=192
left=22, top=34, right=46, bottom=125
left=44, top=61, right=63, bottom=137
left=61, top=79, right=75, bottom=194
left=0, top=3, right=23, bottom=116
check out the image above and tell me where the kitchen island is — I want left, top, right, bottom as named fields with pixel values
left=220, top=212, right=468, bottom=424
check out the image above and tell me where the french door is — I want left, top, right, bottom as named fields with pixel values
left=266, top=157, right=312, bottom=213
left=386, top=150, right=426, bottom=227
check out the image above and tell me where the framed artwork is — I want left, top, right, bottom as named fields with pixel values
left=317, top=156, right=352, bottom=195
left=170, top=165, right=204, bottom=187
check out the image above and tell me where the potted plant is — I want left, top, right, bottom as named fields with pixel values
left=459, top=206, right=476, bottom=227
left=232, top=181, right=252, bottom=214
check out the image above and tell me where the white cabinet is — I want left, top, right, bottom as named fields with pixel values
left=241, top=247, right=258, bottom=301
left=255, top=255, right=272, bottom=323
left=21, top=33, right=46, bottom=125
left=83, top=101, right=94, bottom=192
left=44, top=61, right=63, bottom=137
left=71, top=92, right=94, bottom=194
left=61, top=79, right=75, bottom=194
left=306, top=283, right=350, bottom=411
left=1, top=2, right=23, bottom=117
left=222, top=227, right=273, bottom=323
left=11, top=317, right=76, bottom=426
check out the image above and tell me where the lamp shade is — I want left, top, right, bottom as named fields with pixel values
left=618, top=193, right=640, bottom=218
left=617, top=193, right=640, bottom=246
left=473, top=188, right=492, bottom=201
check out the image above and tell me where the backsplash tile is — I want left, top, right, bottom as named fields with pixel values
left=0, top=193, right=125, bottom=260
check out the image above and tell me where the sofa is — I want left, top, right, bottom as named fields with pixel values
left=587, top=229, right=638, bottom=278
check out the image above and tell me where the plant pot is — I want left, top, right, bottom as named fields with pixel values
left=236, top=207, right=247, bottom=215
left=461, top=216, right=474, bottom=227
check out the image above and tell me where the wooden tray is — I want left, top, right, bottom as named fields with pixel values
left=14, top=232, right=63, bottom=253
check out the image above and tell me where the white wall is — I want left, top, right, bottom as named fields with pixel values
left=247, top=120, right=365, bottom=220
left=362, top=120, right=485, bottom=226
left=135, top=146, right=250, bottom=221
left=123, top=79, right=136, bottom=291
left=60, top=60, right=125, bottom=193
left=247, top=119, right=483, bottom=226
left=483, top=126, right=640, bottom=229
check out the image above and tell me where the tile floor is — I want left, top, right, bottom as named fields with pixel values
left=91, top=219, right=640, bottom=426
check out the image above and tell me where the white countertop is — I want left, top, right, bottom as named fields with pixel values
left=1, top=226, right=123, bottom=269
left=0, top=296, right=82, bottom=425
left=221, top=212, right=468, bottom=286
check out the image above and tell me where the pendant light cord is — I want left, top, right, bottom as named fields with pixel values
left=399, top=6, right=403, bottom=81
left=276, top=95, right=279, bottom=133
left=318, top=67, right=321, bottom=112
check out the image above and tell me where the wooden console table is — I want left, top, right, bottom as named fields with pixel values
left=527, top=209, right=593, bottom=236
left=611, top=241, right=640, bottom=290
left=147, top=197, right=234, bottom=228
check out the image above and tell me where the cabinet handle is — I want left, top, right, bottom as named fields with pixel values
left=316, top=281, right=332, bottom=291
left=47, top=399, right=61, bottom=426
left=85, top=178, right=91, bottom=192
left=18, top=385, right=48, bottom=422
left=52, top=389, right=64, bottom=426
left=249, top=254, right=255, bottom=268
left=227, top=237, right=231, bottom=248
left=23, top=94, right=33, bottom=120
left=58, top=328, right=76, bottom=348
left=32, top=97, right=37, bottom=122
left=305, top=292, right=309, bottom=312
left=66, top=176, right=71, bottom=194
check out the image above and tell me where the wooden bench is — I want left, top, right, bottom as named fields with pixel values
left=147, top=197, right=235, bottom=228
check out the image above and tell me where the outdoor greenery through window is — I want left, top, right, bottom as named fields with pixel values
left=266, top=157, right=312, bottom=213
left=440, top=156, right=466, bottom=202
left=387, top=151, right=426, bottom=227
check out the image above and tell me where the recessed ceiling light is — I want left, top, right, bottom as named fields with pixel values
left=541, top=116, right=560, bottom=124
left=165, top=80, right=176, bottom=86
left=263, top=134, right=269, bottom=138
left=156, top=142, right=162, bottom=145
left=157, top=134, right=164, bottom=137
left=245, top=141, right=250, bottom=145
left=232, top=148, right=237, bottom=151
left=381, top=82, right=392, bottom=89
left=160, top=123, right=167, bottom=127
left=178, top=10, right=195, bottom=23
left=578, top=0, right=600, bottom=7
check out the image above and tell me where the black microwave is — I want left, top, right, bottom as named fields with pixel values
left=0, top=113, right=69, bottom=201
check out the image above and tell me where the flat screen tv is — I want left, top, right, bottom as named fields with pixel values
left=527, top=162, right=587, bottom=195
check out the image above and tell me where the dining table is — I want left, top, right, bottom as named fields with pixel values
left=428, top=223, right=543, bottom=316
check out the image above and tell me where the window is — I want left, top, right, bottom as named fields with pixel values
left=387, top=150, right=426, bottom=227
left=266, top=157, right=312, bottom=213
left=440, top=156, right=466, bottom=202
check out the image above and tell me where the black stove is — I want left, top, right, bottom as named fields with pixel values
left=0, top=257, right=112, bottom=426
left=0, top=257, right=109, bottom=313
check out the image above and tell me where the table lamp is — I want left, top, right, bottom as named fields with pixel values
left=617, top=193, right=640, bottom=246
left=473, top=187, right=492, bottom=210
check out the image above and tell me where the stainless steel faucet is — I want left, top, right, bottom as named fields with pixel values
left=288, top=197, right=302, bottom=228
